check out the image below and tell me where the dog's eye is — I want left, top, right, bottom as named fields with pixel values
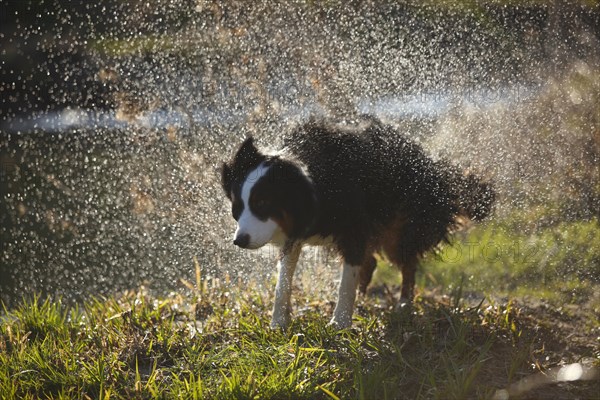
left=253, top=198, right=271, bottom=215
left=255, top=199, right=267, bottom=208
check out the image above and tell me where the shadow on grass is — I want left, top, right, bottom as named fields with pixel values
left=1, top=276, right=598, bottom=399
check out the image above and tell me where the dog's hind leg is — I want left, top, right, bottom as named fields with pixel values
left=382, top=238, right=418, bottom=305
left=359, top=255, right=377, bottom=294
left=271, top=241, right=302, bottom=329
left=399, top=256, right=417, bottom=305
left=379, top=215, right=420, bottom=304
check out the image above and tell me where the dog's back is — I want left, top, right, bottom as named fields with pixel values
left=284, top=117, right=494, bottom=297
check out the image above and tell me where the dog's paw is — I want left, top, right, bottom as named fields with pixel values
left=394, top=297, right=414, bottom=315
left=270, top=315, right=290, bottom=330
left=397, top=296, right=412, bottom=308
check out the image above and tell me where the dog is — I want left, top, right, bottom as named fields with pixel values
left=221, top=117, right=494, bottom=329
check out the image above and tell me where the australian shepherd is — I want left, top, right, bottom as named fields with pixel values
left=221, top=117, right=494, bottom=329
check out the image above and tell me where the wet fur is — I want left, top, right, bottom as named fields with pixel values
left=221, top=117, right=494, bottom=327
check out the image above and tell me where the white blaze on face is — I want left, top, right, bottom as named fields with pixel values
left=234, top=163, right=280, bottom=249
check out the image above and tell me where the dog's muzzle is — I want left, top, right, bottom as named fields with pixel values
left=233, top=233, right=250, bottom=248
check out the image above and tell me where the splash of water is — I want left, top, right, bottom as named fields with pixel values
left=1, top=1, right=598, bottom=304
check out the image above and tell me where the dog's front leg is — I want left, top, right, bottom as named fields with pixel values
left=271, top=241, right=302, bottom=329
left=329, top=261, right=359, bottom=329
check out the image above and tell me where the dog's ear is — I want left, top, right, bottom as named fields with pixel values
left=235, top=136, right=258, bottom=161
left=222, top=136, right=259, bottom=198
left=221, top=162, right=232, bottom=198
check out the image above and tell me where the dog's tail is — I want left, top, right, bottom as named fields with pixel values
left=455, top=172, right=495, bottom=221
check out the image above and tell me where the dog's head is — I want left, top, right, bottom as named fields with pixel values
left=221, top=137, right=317, bottom=249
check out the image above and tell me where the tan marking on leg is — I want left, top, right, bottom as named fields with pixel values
left=379, top=214, right=408, bottom=263
left=400, top=258, right=417, bottom=302
left=377, top=214, right=418, bottom=302
left=358, top=255, right=377, bottom=294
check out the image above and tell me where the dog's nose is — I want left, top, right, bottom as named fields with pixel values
left=233, top=233, right=250, bottom=248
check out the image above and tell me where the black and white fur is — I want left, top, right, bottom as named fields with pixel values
left=221, top=117, right=494, bottom=329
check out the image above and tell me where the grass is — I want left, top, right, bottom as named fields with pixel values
left=424, top=218, right=600, bottom=304
left=1, top=280, right=598, bottom=398
left=371, top=217, right=600, bottom=306
left=1, top=219, right=599, bottom=399
left=0, top=289, right=515, bottom=399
